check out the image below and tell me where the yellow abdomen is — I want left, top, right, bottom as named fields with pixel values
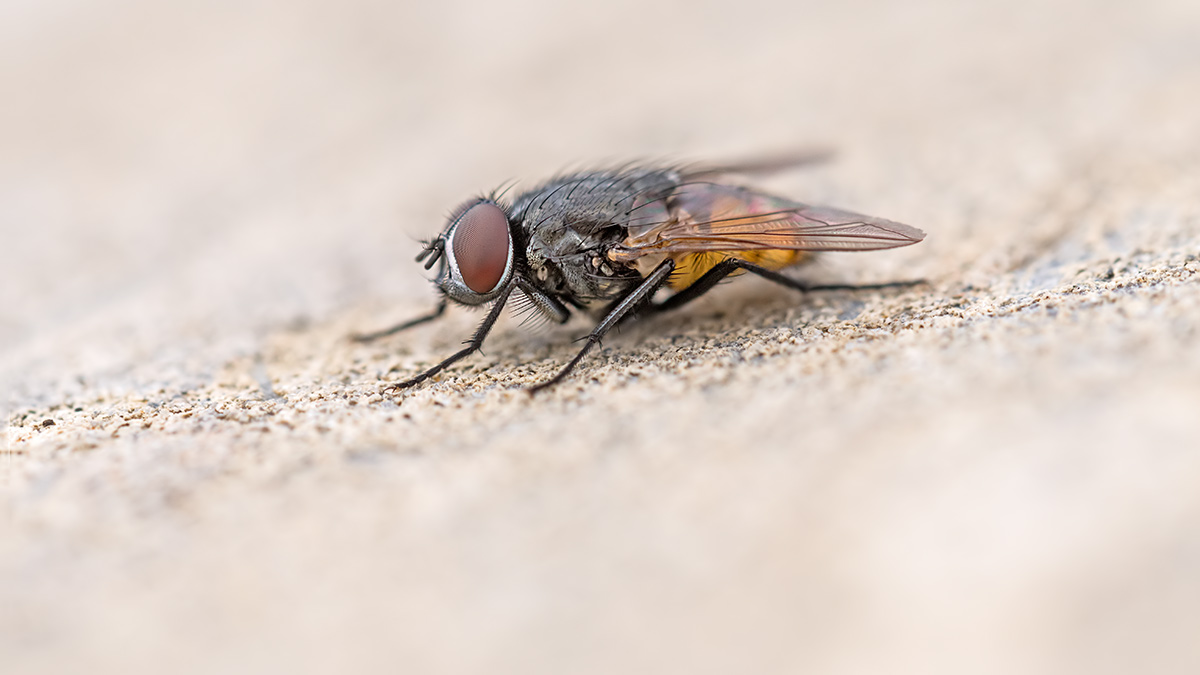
left=669, top=250, right=810, bottom=291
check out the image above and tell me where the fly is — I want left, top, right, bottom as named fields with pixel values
left=357, top=154, right=926, bottom=392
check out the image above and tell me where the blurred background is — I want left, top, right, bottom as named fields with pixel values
left=3, top=0, right=1200, bottom=673
left=8, top=0, right=1195, bottom=399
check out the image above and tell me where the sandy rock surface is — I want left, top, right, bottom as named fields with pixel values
left=3, top=1, right=1199, bottom=673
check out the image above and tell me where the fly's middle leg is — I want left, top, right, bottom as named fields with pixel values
left=529, top=259, right=676, bottom=393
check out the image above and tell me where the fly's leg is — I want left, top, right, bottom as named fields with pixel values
left=647, top=259, right=924, bottom=315
left=650, top=259, right=741, bottom=314
left=515, top=278, right=571, bottom=325
left=386, top=284, right=514, bottom=392
left=353, top=300, right=448, bottom=342
left=529, top=259, right=676, bottom=393
left=733, top=261, right=925, bottom=295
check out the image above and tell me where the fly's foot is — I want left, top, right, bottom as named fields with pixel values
left=382, top=375, right=427, bottom=396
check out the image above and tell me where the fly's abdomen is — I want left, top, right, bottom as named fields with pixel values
left=669, top=250, right=811, bottom=290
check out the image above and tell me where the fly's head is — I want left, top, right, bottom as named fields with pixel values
left=417, top=199, right=515, bottom=306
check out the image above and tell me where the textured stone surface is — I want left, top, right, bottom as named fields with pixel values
left=3, top=1, right=1199, bottom=673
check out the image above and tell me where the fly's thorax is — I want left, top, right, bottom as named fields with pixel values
left=524, top=239, right=640, bottom=303
left=563, top=249, right=640, bottom=301
left=508, top=167, right=683, bottom=302
left=525, top=246, right=569, bottom=295
left=520, top=207, right=634, bottom=302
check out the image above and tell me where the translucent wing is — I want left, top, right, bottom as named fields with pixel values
left=677, top=147, right=834, bottom=180
left=612, top=183, right=924, bottom=262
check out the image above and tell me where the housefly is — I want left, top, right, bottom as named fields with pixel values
left=358, top=154, right=925, bottom=392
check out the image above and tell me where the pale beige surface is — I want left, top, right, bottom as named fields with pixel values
left=3, top=1, right=1200, bottom=673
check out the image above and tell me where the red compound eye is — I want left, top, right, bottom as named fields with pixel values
left=452, top=202, right=510, bottom=293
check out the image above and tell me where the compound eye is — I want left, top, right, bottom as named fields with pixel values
left=451, top=202, right=511, bottom=294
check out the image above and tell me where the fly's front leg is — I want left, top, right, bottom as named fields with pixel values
left=353, top=299, right=448, bottom=342
left=386, top=283, right=514, bottom=392
left=516, top=278, right=571, bottom=325
left=356, top=254, right=453, bottom=342
left=529, top=259, right=676, bottom=393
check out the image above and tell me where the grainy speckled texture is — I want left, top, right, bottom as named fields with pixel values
left=3, top=1, right=1200, bottom=673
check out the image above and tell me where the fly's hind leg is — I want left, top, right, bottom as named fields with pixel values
left=733, top=262, right=926, bottom=295
left=646, top=259, right=924, bottom=315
